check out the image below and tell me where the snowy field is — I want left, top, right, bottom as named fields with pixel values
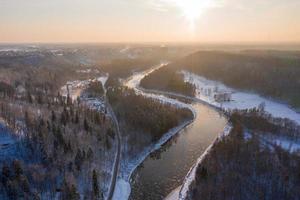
left=182, top=71, right=300, bottom=125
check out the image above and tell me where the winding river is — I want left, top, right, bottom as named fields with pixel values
left=123, top=65, right=228, bottom=200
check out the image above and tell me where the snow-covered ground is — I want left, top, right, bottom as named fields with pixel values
left=0, top=125, right=18, bottom=162
left=0, top=123, right=25, bottom=166
left=61, top=79, right=91, bottom=100
left=182, top=71, right=300, bottom=125
left=256, top=133, right=300, bottom=153
left=76, top=69, right=100, bottom=74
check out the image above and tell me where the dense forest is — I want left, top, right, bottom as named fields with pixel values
left=186, top=109, right=300, bottom=200
left=107, top=86, right=193, bottom=141
left=101, top=58, right=159, bottom=80
left=107, top=83, right=193, bottom=158
left=140, top=66, right=196, bottom=96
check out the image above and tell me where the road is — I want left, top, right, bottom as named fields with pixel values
left=105, top=97, right=121, bottom=200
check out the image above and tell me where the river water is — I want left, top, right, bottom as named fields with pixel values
left=124, top=65, right=228, bottom=200
left=129, top=103, right=227, bottom=200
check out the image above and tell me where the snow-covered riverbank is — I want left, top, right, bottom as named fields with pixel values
left=182, top=71, right=300, bottom=125
left=112, top=118, right=194, bottom=200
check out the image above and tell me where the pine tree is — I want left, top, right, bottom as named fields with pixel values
left=84, top=118, right=89, bottom=132
left=87, top=148, right=94, bottom=160
left=75, top=111, right=79, bottom=124
left=12, top=160, right=23, bottom=177
left=75, top=149, right=82, bottom=171
left=51, top=110, right=56, bottom=122
left=92, top=170, right=99, bottom=199
left=27, top=91, right=33, bottom=103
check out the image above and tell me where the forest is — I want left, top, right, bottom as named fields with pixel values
left=0, top=82, right=115, bottom=200
left=0, top=55, right=117, bottom=199
left=101, top=58, right=159, bottom=80
left=139, top=50, right=300, bottom=110
left=107, top=86, right=193, bottom=142
left=186, top=109, right=300, bottom=200
left=140, top=66, right=196, bottom=96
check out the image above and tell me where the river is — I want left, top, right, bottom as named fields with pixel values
left=123, top=64, right=228, bottom=200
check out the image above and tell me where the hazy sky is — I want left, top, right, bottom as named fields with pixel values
left=0, top=0, right=299, bottom=43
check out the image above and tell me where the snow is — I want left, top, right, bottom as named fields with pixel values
left=259, top=134, right=300, bottom=153
left=76, top=69, right=101, bottom=74
left=164, top=186, right=181, bottom=200
left=274, top=138, right=300, bottom=152
left=61, top=74, right=108, bottom=106
left=0, top=124, right=23, bottom=165
left=112, top=179, right=131, bottom=200
left=182, top=71, right=300, bottom=125
left=61, top=79, right=91, bottom=100
left=97, top=74, right=109, bottom=87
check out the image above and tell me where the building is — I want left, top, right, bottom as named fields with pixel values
left=214, top=92, right=232, bottom=102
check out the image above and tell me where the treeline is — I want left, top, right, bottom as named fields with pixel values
left=83, top=81, right=105, bottom=98
left=0, top=82, right=15, bottom=98
left=227, top=107, right=300, bottom=139
left=101, top=58, right=159, bottom=80
left=140, top=67, right=196, bottom=96
left=172, top=51, right=300, bottom=109
left=187, top=110, right=300, bottom=200
left=107, top=86, right=193, bottom=142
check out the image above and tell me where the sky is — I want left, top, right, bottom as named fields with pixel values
left=0, top=0, right=299, bottom=43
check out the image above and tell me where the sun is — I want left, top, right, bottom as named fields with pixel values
left=170, top=0, right=215, bottom=28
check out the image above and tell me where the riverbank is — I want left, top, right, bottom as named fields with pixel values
left=113, top=117, right=194, bottom=200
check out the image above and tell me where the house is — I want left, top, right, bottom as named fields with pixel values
left=214, top=92, right=232, bottom=102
